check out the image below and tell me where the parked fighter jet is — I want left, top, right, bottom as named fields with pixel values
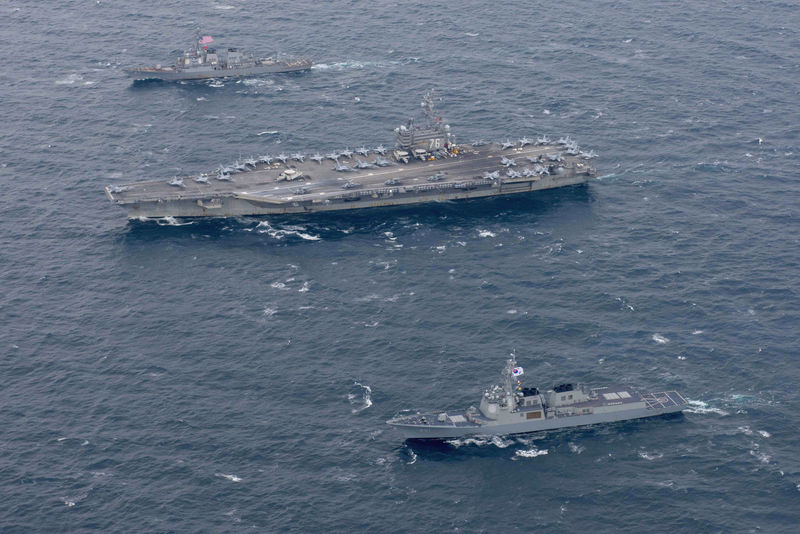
left=580, top=150, right=598, bottom=159
left=342, top=180, right=358, bottom=189
left=518, top=137, right=532, bottom=147
left=168, top=176, right=185, bottom=188
left=506, top=169, right=522, bottom=178
left=502, top=140, right=516, bottom=149
left=276, top=153, right=289, bottom=164
left=259, top=155, right=274, bottom=165
left=384, top=177, right=400, bottom=186
left=500, top=156, right=516, bottom=167
left=356, top=146, right=370, bottom=156
left=373, top=156, right=393, bottom=167
left=310, top=153, right=324, bottom=163
left=536, top=135, right=550, bottom=145
left=483, top=170, right=500, bottom=180
left=427, top=172, right=445, bottom=182
left=340, top=148, right=354, bottom=159
left=292, top=153, right=306, bottom=162
left=326, top=152, right=340, bottom=161
left=374, top=145, right=388, bottom=155
left=355, top=159, right=375, bottom=169
left=546, top=152, right=563, bottom=162
left=334, top=162, right=354, bottom=172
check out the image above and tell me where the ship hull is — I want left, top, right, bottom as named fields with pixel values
left=106, top=142, right=596, bottom=219
left=126, top=61, right=312, bottom=81
left=109, top=172, right=590, bottom=219
left=388, top=404, right=684, bottom=440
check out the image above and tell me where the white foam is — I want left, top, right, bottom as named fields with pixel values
left=758, top=430, right=771, bottom=438
left=255, top=221, right=320, bottom=241
left=515, top=448, right=548, bottom=458
left=216, top=473, right=243, bottom=482
left=638, top=451, right=663, bottom=461
left=652, top=333, right=669, bottom=344
left=270, top=281, right=289, bottom=290
left=348, top=382, right=373, bottom=413
left=154, top=216, right=194, bottom=226
left=298, top=281, right=311, bottom=293
left=478, top=229, right=496, bottom=238
left=464, top=32, right=480, bottom=37
left=568, top=442, right=585, bottom=454
left=262, top=307, right=277, bottom=317
left=685, top=399, right=729, bottom=416
left=214, top=4, right=236, bottom=9
left=257, top=130, right=279, bottom=136
left=749, top=450, right=770, bottom=464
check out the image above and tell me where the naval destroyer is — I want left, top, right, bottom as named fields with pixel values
left=126, top=34, right=312, bottom=81
left=387, top=354, right=687, bottom=440
left=105, top=92, right=597, bottom=219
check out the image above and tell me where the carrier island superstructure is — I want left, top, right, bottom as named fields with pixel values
left=387, top=355, right=688, bottom=440
left=105, top=92, right=597, bottom=219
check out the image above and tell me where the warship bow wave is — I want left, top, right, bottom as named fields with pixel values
left=125, top=34, right=312, bottom=81
left=387, top=354, right=687, bottom=440
left=105, top=92, right=597, bottom=219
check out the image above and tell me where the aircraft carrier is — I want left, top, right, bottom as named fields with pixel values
left=387, top=354, right=688, bottom=440
left=105, top=92, right=597, bottom=219
left=126, top=34, right=312, bottom=81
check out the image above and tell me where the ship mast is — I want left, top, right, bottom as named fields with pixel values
left=503, top=352, right=517, bottom=411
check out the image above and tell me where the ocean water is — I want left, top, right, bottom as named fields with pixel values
left=1, top=0, right=800, bottom=531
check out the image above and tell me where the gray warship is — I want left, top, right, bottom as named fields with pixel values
left=126, top=34, right=312, bottom=81
left=105, top=92, right=597, bottom=219
left=386, top=354, right=687, bottom=440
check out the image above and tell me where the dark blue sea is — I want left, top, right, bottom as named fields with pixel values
left=2, top=0, right=799, bottom=531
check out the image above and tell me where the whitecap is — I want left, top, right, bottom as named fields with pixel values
left=55, top=73, right=84, bottom=85
left=515, top=448, right=548, bottom=458
left=348, top=381, right=373, bottom=413
left=270, top=281, right=289, bottom=290
left=638, top=451, right=663, bottom=461
left=216, top=473, right=243, bottom=482
left=154, top=216, right=194, bottom=226
left=568, top=442, right=585, bottom=454
left=651, top=333, right=669, bottom=344
left=262, top=307, right=277, bottom=317
left=477, top=229, right=496, bottom=238
left=758, top=430, right=771, bottom=438
left=298, top=281, right=311, bottom=293
left=214, top=4, right=236, bottom=9
left=464, top=32, right=480, bottom=37
left=255, top=221, right=320, bottom=241
left=692, top=330, right=704, bottom=335
left=749, top=450, right=770, bottom=464
left=257, top=130, right=279, bottom=136
left=685, top=399, right=729, bottom=416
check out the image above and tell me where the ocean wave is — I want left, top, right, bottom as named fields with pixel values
left=685, top=400, right=729, bottom=416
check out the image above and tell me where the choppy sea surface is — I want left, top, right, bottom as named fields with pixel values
left=2, top=1, right=800, bottom=531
